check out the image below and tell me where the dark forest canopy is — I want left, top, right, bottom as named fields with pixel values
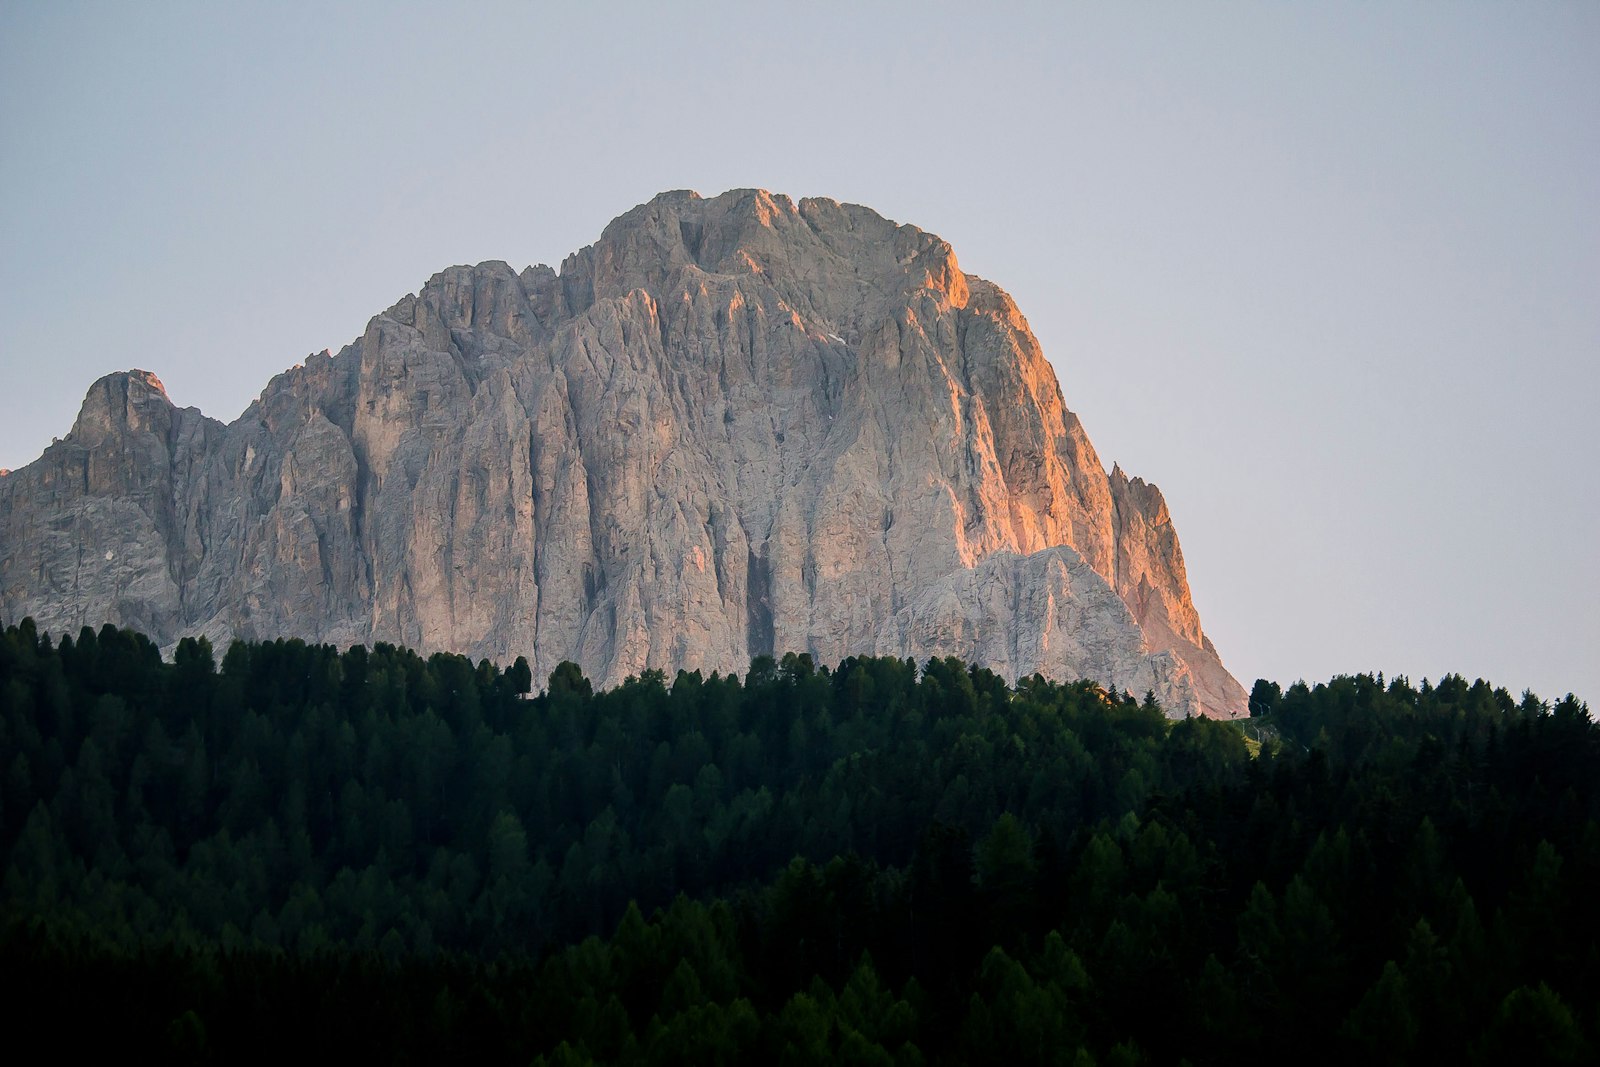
left=2, top=619, right=1596, bottom=1064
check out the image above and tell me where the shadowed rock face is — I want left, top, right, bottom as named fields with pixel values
left=0, top=189, right=1247, bottom=717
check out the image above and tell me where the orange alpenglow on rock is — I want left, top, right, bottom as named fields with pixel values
left=0, top=189, right=1247, bottom=718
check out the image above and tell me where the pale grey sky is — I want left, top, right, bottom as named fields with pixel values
left=2, top=1, right=1595, bottom=703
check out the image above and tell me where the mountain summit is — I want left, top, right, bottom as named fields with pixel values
left=0, top=189, right=1245, bottom=717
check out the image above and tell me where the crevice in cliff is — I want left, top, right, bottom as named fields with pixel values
left=679, top=219, right=704, bottom=263
left=746, top=548, right=774, bottom=658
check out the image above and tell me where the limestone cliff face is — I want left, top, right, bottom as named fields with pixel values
left=0, top=189, right=1247, bottom=717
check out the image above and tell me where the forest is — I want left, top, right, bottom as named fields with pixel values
left=1, top=617, right=1595, bottom=1064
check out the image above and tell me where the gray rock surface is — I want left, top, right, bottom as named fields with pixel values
left=0, top=189, right=1247, bottom=717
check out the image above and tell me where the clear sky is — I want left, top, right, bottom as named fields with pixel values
left=2, top=2, right=1595, bottom=704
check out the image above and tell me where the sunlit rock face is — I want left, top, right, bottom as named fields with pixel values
left=0, top=189, right=1246, bottom=717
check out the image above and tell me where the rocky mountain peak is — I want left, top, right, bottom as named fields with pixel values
left=0, top=190, right=1247, bottom=717
left=69, top=369, right=176, bottom=444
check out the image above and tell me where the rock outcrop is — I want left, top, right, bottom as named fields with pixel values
left=0, top=189, right=1247, bottom=717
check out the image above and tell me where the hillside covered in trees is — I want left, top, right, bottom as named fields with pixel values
left=2, top=619, right=1596, bottom=1063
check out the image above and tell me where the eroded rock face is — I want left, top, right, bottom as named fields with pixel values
left=0, top=189, right=1247, bottom=717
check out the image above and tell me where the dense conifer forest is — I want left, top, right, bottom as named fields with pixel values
left=2, top=619, right=1595, bottom=1063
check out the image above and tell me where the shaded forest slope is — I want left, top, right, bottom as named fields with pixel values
left=1, top=620, right=1595, bottom=1064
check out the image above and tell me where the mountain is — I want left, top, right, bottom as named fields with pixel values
left=0, top=189, right=1245, bottom=717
